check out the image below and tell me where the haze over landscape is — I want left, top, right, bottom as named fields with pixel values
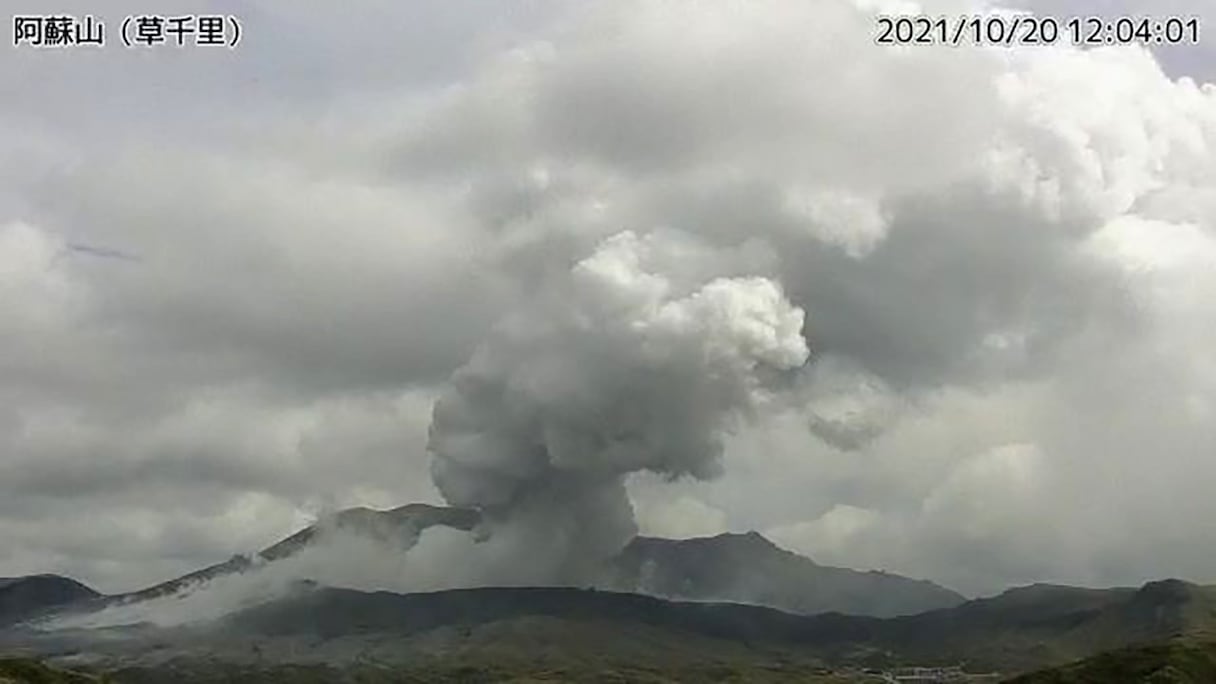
left=3, top=0, right=1216, bottom=681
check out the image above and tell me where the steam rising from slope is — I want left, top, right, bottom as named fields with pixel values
left=42, top=232, right=808, bottom=628
left=427, top=231, right=809, bottom=582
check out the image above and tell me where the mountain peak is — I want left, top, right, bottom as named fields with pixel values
left=1133, top=578, right=1204, bottom=605
left=259, top=503, right=480, bottom=561
left=633, top=530, right=781, bottom=550
left=91, top=504, right=963, bottom=620
left=0, top=574, right=100, bottom=625
left=716, top=530, right=778, bottom=546
left=606, top=529, right=963, bottom=617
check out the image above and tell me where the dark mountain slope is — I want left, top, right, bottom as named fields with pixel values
left=0, top=576, right=99, bottom=626
left=1062, top=579, right=1216, bottom=651
left=257, top=504, right=480, bottom=562
left=603, top=532, right=965, bottom=617
left=1006, top=637, right=1216, bottom=683
left=0, top=656, right=104, bottom=683
left=3, top=577, right=1214, bottom=676
left=117, top=503, right=479, bottom=602
left=224, top=585, right=826, bottom=643
left=869, top=579, right=1216, bottom=672
left=216, top=578, right=1216, bottom=673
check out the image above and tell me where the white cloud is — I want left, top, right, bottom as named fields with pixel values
left=3, top=0, right=1216, bottom=598
left=634, top=496, right=730, bottom=540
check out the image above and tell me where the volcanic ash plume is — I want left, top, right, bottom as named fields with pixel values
left=427, top=231, right=810, bottom=583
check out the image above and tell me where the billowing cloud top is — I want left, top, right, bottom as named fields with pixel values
left=2, top=0, right=1215, bottom=597
left=429, top=231, right=808, bottom=581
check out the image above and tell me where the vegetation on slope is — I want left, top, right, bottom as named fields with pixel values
left=2, top=653, right=856, bottom=684
left=0, top=657, right=105, bottom=684
left=1005, top=638, right=1216, bottom=683
left=108, top=661, right=857, bottom=684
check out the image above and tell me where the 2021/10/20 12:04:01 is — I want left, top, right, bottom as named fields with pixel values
left=875, top=14, right=1201, bottom=47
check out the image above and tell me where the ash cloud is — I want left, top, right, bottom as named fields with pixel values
left=427, top=231, right=809, bottom=582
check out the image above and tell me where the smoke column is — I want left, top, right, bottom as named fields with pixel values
left=426, top=231, right=810, bottom=583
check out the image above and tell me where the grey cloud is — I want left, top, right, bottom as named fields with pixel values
left=3, top=0, right=1216, bottom=599
left=427, top=230, right=809, bottom=583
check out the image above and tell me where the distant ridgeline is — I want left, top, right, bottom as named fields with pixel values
left=46, top=503, right=966, bottom=620
left=2, top=504, right=1215, bottom=680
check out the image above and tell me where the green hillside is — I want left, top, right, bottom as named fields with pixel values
left=1006, top=638, right=1216, bottom=684
left=0, top=658, right=105, bottom=684
left=3, top=578, right=1214, bottom=681
left=3, top=653, right=857, bottom=684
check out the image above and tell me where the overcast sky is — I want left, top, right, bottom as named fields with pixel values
left=3, top=0, right=1215, bottom=598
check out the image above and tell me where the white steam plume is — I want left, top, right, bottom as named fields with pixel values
left=427, top=230, right=810, bottom=582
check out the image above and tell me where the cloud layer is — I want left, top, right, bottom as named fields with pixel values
left=3, top=0, right=1215, bottom=597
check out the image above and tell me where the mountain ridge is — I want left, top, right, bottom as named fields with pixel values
left=138, top=577, right=1216, bottom=673
left=2, top=571, right=1215, bottom=677
left=0, top=575, right=99, bottom=627
left=92, top=503, right=963, bottom=619
left=113, top=503, right=481, bottom=604
left=6, top=502, right=1216, bottom=678
left=604, top=531, right=964, bottom=617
